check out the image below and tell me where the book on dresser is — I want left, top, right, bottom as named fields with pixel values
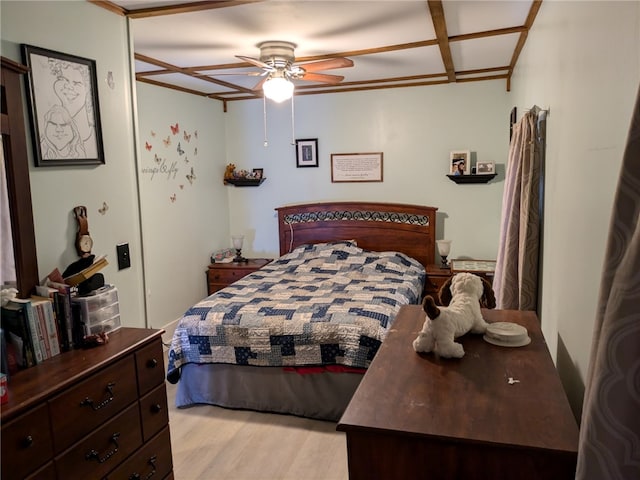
left=30, top=296, right=61, bottom=359
left=1, top=301, right=37, bottom=370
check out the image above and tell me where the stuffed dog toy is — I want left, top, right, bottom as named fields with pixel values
left=413, top=272, right=496, bottom=358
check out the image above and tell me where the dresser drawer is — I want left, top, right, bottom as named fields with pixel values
left=1, top=403, right=53, bottom=479
left=49, top=354, right=138, bottom=453
left=25, top=461, right=55, bottom=480
left=103, top=426, right=173, bottom=480
left=140, top=383, right=170, bottom=441
left=55, top=402, right=142, bottom=479
left=135, top=338, right=165, bottom=396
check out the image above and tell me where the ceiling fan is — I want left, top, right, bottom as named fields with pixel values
left=236, top=41, right=354, bottom=101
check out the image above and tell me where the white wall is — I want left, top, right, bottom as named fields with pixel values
left=1, top=1, right=146, bottom=328
left=135, top=83, right=229, bottom=329
left=225, top=81, right=510, bottom=261
left=509, top=0, right=640, bottom=418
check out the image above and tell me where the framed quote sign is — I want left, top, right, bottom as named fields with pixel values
left=330, top=152, right=383, bottom=183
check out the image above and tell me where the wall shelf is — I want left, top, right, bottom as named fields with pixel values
left=446, top=174, right=497, bottom=184
left=225, top=178, right=266, bottom=187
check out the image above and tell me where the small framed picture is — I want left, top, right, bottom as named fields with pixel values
left=252, top=168, right=263, bottom=179
left=450, top=150, right=470, bottom=176
left=296, top=138, right=318, bottom=168
left=476, top=162, right=495, bottom=175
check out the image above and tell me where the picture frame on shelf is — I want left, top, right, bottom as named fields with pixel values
left=450, top=150, right=470, bottom=176
left=476, top=161, right=495, bottom=175
left=295, top=138, right=318, bottom=168
left=252, top=168, right=264, bottom=179
left=21, top=44, right=105, bottom=167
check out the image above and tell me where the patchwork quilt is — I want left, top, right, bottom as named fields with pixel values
left=166, top=241, right=425, bottom=383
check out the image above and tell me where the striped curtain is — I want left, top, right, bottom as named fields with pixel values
left=493, top=107, right=546, bottom=310
left=575, top=83, right=640, bottom=479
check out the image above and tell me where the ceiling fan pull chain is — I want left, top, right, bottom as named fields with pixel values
left=290, top=94, right=296, bottom=145
left=263, top=95, right=268, bottom=147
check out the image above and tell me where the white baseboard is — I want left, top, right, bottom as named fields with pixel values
left=160, top=318, right=180, bottom=351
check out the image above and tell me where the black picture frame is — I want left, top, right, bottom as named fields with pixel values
left=510, top=107, right=517, bottom=142
left=295, top=138, right=318, bottom=168
left=21, top=44, right=105, bottom=167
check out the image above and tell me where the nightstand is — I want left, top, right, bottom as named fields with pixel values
left=424, top=264, right=451, bottom=301
left=206, top=258, right=272, bottom=295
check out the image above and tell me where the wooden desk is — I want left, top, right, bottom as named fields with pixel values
left=337, top=306, right=578, bottom=480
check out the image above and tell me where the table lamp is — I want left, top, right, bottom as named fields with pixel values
left=436, top=240, right=452, bottom=268
left=232, top=235, right=248, bottom=263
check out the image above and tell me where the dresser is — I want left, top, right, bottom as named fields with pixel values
left=1, top=328, right=173, bottom=480
left=206, top=258, right=272, bottom=295
left=337, top=306, right=579, bottom=480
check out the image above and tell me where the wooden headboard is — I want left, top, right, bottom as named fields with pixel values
left=275, top=202, right=437, bottom=269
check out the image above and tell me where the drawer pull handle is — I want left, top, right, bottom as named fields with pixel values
left=147, top=358, right=158, bottom=368
left=151, top=403, right=162, bottom=413
left=80, top=382, right=115, bottom=410
left=21, top=435, right=34, bottom=448
left=129, top=455, right=157, bottom=480
left=85, top=432, right=120, bottom=463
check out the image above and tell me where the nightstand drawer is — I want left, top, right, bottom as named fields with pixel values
left=207, top=259, right=272, bottom=295
left=209, top=268, right=249, bottom=284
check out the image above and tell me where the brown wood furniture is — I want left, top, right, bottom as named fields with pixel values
left=1, top=57, right=39, bottom=299
left=207, top=258, right=272, bottom=295
left=1, top=328, right=173, bottom=480
left=337, top=306, right=579, bottom=480
left=424, top=264, right=451, bottom=299
left=275, top=202, right=437, bottom=270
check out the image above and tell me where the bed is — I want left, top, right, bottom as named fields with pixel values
left=166, top=201, right=437, bottom=421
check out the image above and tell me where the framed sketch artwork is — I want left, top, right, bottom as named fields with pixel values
left=296, top=138, right=318, bottom=168
left=21, top=44, right=105, bottom=167
left=450, top=150, right=470, bottom=176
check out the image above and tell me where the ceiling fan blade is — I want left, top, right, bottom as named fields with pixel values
left=236, top=55, right=272, bottom=70
left=298, top=57, right=354, bottom=73
left=212, top=71, right=264, bottom=76
left=301, top=72, right=345, bottom=85
left=252, top=76, right=268, bottom=91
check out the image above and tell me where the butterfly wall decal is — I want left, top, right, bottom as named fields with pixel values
left=163, top=136, right=171, bottom=147
left=154, top=153, right=162, bottom=164
left=170, top=123, right=180, bottom=135
left=151, top=130, right=156, bottom=137
left=183, top=131, right=191, bottom=142
left=98, top=202, right=109, bottom=215
left=170, top=194, right=177, bottom=203
left=186, top=167, right=196, bottom=185
left=145, top=141, right=152, bottom=151
left=177, top=143, right=185, bottom=156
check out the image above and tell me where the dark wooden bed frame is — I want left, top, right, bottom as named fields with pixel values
left=172, top=201, right=438, bottom=421
left=276, top=201, right=438, bottom=269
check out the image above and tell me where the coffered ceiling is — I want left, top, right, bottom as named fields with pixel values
left=93, top=0, right=542, bottom=105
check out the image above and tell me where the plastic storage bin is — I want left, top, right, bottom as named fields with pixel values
left=71, top=285, right=121, bottom=335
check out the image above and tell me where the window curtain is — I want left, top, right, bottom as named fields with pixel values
left=493, top=106, right=546, bottom=310
left=575, top=83, right=640, bottom=480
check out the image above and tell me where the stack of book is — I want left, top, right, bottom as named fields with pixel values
left=1, top=284, right=77, bottom=374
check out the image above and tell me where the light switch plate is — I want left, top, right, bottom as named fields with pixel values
left=116, top=243, right=131, bottom=270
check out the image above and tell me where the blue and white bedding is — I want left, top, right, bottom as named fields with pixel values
left=166, top=241, right=425, bottom=383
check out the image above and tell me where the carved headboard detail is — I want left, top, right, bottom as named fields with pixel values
left=276, top=202, right=437, bottom=269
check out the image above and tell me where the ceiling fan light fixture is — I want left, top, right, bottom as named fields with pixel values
left=263, top=74, right=294, bottom=103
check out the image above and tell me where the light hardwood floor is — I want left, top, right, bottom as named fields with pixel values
left=165, top=379, right=349, bottom=480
